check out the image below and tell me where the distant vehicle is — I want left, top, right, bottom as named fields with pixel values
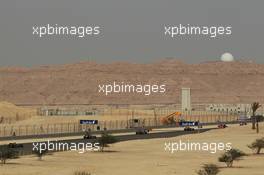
left=8, top=143, right=23, bottom=149
left=83, top=135, right=96, bottom=139
left=184, top=126, right=195, bottom=131
left=239, top=115, right=249, bottom=126
left=83, top=134, right=97, bottom=139
left=83, top=129, right=97, bottom=139
left=198, top=123, right=203, bottom=128
left=136, top=127, right=149, bottom=135
left=239, top=122, right=247, bottom=126
left=218, top=123, right=227, bottom=129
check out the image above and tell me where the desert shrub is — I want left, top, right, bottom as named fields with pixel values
left=0, top=146, right=19, bottom=164
left=98, top=133, right=117, bottom=152
left=218, top=148, right=246, bottom=167
left=32, top=149, right=50, bottom=160
left=74, top=171, right=91, bottom=175
left=256, top=115, right=264, bottom=122
left=196, top=164, right=220, bottom=175
left=248, top=138, right=264, bottom=154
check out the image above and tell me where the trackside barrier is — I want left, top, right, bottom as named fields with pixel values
left=0, top=114, right=239, bottom=138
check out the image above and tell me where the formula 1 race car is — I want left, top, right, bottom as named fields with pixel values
left=136, top=127, right=150, bottom=135
left=238, top=116, right=250, bottom=126
left=83, top=134, right=97, bottom=139
left=183, top=126, right=195, bottom=131
left=8, top=143, right=24, bottom=149
left=218, top=123, right=227, bottom=129
left=239, top=121, right=247, bottom=126
left=83, top=131, right=97, bottom=139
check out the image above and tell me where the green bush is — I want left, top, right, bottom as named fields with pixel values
left=32, top=149, right=50, bottom=160
left=98, top=133, right=118, bottom=152
left=218, top=148, right=245, bottom=167
left=248, top=138, right=264, bottom=154
left=196, top=164, right=220, bottom=175
left=0, top=146, right=19, bottom=164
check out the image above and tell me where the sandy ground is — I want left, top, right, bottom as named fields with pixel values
left=0, top=102, right=36, bottom=122
left=1, top=123, right=264, bottom=175
left=10, top=114, right=144, bottom=125
left=0, top=102, right=157, bottom=125
left=1, top=110, right=157, bottom=126
left=0, top=102, right=220, bottom=126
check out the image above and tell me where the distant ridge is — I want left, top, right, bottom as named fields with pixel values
left=0, top=60, right=264, bottom=105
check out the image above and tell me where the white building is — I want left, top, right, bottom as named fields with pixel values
left=206, top=104, right=257, bottom=116
left=181, top=88, right=191, bottom=111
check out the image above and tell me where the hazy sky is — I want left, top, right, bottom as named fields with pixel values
left=0, top=0, right=263, bottom=66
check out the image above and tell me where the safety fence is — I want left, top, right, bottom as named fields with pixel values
left=0, top=114, right=239, bottom=138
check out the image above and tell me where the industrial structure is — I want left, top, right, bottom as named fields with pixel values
left=181, top=88, right=191, bottom=111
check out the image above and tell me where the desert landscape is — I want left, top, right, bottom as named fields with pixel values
left=1, top=60, right=264, bottom=105
left=1, top=1, right=264, bottom=174
left=0, top=60, right=264, bottom=175
left=1, top=123, right=264, bottom=175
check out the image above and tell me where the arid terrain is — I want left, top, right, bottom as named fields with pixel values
left=0, top=102, right=36, bottom=123
left=1, top=60, right=264, bottom=105
left=1, top=123, right=263, bottom=175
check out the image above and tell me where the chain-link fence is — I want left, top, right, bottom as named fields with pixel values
left=0, top=113, right=239, bottom=137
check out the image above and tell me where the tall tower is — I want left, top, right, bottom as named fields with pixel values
left=181, top=88, right=191, bottom=111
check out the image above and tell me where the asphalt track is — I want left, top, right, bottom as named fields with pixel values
left=0, top=121, right=238, bottom=141
left=1, top=127, right=215, bottom=155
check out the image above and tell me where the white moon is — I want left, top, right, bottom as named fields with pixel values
left=221, top=53, right=234, bottom=62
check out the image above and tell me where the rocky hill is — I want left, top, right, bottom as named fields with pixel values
left=0, top=60, right=264, bottom=105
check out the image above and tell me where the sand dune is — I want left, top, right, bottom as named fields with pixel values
left=0, top=102, right=36, bottom=123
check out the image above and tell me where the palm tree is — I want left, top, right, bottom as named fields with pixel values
left=251, top=102, right=261, bottom=132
